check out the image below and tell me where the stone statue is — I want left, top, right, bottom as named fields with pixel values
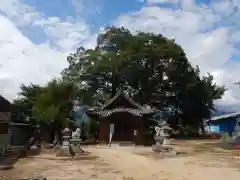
left=70, top=127, right=84, bottom=153
left=154, top=125, right=162, bottom=137
left=72, top=128, right=81, bottom=140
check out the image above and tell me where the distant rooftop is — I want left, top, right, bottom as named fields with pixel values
left=0, top=95, right=12, bottom=111
left=208, top=112, right=240, bottom=121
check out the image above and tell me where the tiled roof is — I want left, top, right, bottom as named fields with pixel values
left=88, top=107, right=156, bottom=117
left=87, top=90, right=158, bottom=117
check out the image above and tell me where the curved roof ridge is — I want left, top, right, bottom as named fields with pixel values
left=101, top=90, right=144, bottom=109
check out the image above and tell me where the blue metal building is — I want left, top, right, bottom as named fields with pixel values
left=206, top=112, right=240, bottom=136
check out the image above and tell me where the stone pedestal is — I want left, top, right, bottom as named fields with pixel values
left=152, top=136, right=163, bottom=152
left=56, top=128, right=73, bottom=157
left=62, top=135, right=70, bottom=146
left=70, top=139, right=84, bottom=153
left=57, top=136, right=72, bottom=157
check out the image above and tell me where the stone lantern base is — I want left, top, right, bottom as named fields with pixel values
left=56, top=135, right=73, bottom=157
left=152, top=136, right=163, bottom=152
left=56, top=128, right=74, bottom=157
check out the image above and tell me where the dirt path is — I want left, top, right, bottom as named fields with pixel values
left=1, top=145, right=240, bottom=180
left=88, top=146, right=240, bottom=180
left=0, top=151, right=124, bottom=180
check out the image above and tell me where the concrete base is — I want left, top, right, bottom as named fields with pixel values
left=56, top=149, right=72, bottom=157
left=56, top=145, right=74, bottom=157
left=152, top=138, right=163, bottom=152
left=70, top=139, right=84, bottom=153
left=152, top=145, right=162, bottom=152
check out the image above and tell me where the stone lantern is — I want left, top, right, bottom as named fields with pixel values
left=57, top=127, right=72, bottom=157
left=62, top=127, right=71, bottom=146
left=153, top=120, right=175, bottom=154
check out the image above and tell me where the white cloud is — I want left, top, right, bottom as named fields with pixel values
left=0, top=0, right=93, bottom=52
left=0, top=0, right=41, bottom=26
left=71, top=0, right=102, bottom=17
left=0, top=0, right=96, bottom=101
left=115, top=2, right=240, bottom=108
left=213, top=63, right=240, bottom=106
left=115, top=6, right=230, bottom=71
left=35, top=17, right=90, bottom=52
left=0, top=15, right=67, bottom=100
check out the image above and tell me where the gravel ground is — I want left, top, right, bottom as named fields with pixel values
left=1, top=140, right=240, bottom=180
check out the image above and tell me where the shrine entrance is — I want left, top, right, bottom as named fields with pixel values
left=109, top=113, right=136, bottom=141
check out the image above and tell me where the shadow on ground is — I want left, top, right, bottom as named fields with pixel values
left=137, top=151, right=188, bottom=159
left=194, top=142, right=237, bottom=151
left=26, top=147, right=42, bottom=156
left=0, top=156, right=19, bottom=170
left=0, top=147, right=42, bottom=171
left=26, top=150, right=99, bottom=161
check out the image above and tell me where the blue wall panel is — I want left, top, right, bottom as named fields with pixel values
left=209, top=118, right=237, bottom=135
left=219, top=119, right=236, bottom=134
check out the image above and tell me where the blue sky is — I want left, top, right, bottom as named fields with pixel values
left=0, top=0, right=240, bottom=110
left=19, top=0, right=146, bottom=44
left=18, top=0, right=221, bottom=44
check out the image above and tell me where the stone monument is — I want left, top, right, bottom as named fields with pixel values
left=153, top=125, right=162, bottom=152
left=153, top=121, right=175, bottom=154
left=56, top=127, right=73, bottom=157
left=70, top=128, right=84, bottom=153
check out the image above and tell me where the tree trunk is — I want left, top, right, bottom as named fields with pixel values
left=200, top=119, right=206, bottom=136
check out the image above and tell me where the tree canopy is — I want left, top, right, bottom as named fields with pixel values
left=14, top=79, right=76, bottom=128
left=61, top=26, right=226, bottom=129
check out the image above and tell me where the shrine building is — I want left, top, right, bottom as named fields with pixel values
left=87, top=91, right=157, bottom=145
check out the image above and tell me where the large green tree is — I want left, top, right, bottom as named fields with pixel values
left=62, top=26, right=226, bottom=132
left=62, top=27, right=192, bottom=107
left=178, top=66, right=226, bottom=133
left=32, top=79, right=77, bottom=142
left=31, top=79, right=76, bottom=126
left=14, top=79, right=78, bottom=141
left=13, top=83, right=42, bottom=124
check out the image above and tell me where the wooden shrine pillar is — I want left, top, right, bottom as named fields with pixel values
left=99, top=120, right=109, bottom=144
left=134, top=116, right=144, bottom=145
